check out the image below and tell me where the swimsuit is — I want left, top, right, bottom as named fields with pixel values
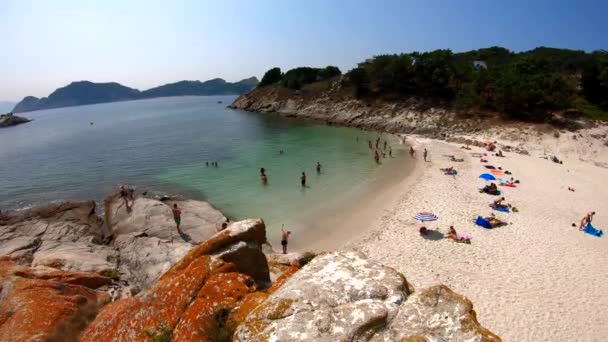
left=281, top=239, right=287, bottom=246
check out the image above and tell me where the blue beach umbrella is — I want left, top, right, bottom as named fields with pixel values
left=479, top=173, right=496, bottom=181
left=413, top=212, right=438, bottom=222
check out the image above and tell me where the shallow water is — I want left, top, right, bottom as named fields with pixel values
left=0, top=96, right=405, bottom=237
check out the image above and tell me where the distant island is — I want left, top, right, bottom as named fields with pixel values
left=12, top=77, right=259, bottom=113
left=0, top=112, right=31, bottom=128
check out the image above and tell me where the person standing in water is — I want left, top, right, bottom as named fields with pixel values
left=376, top=137, right=380, bottom=149
left=389, top=147, right=392, bottom=157
left=383, top=141, right=387, bottom=150
left=316, top=162, right=321, bottom=174
left=172, top=204, right=182, bottom=230
left=409, top=146, right=415, bottom=157
left=281, top=225, right=291, bottom=254
left=368, top=140, right=372, bottom=149
left=423, top=148, right=428, bottom=162
left=301, top=172, right=306, bottom=187
left=374, top=150, right=380, bottom=163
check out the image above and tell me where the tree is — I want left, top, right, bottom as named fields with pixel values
left=258, top=67, right=283, bottom=87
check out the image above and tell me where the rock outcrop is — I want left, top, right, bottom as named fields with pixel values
left=235, top=251, right=500, bottom=342
left=0, top=194, right=228, bottom=291
left=0, top=258, right=111, bottom=342
left=80, top=218, right=271, bottom=341
left=103, top=194, right=227, bottom=290
left=0, top=112, right=31, bottom=128
left=0, top=200, right=116, bottom=274
left=1, top=199, right=500, bottom=341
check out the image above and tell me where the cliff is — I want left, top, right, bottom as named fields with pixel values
left=0, top=193, right=500, bottom=341
left=13, top=77, right=259, bottom=113
left=229, top=80, right=496, bottom=138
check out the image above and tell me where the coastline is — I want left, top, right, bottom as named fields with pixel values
left=288, top=139, right=419, bottom=252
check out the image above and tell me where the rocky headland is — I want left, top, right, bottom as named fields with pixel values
left=0, top=191, right=500, bottom=341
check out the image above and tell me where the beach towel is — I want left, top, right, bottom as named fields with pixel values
left=583, top=223, right=604, bottom=237
left=500, top=183, right=516, bottom=188
left=444, top=171, right=458, bottom=176
left=484, top=165, right=496, bottom=169
left=475, top=216, right=492, bottom=229
left=492, top=206, right=510, bottom=213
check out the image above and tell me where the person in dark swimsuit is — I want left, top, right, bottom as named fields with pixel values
left=281, top=225, right=291, bottom=254
left=301, top=172, right=306, bottom=187
left=316, top=162, right=321, bottom=174
left=119, top=185, right=131, bottom=212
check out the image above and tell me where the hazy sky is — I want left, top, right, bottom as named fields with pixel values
left=2, top=0, right=606, bottom=101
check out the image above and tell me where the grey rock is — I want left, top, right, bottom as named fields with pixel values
left=235, top=251, right=499, bottom=342
left=213, top=240, right=270, bottom=287
left=112, top=233, right=193, bottom=290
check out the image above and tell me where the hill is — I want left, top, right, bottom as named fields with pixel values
left=242, top=47, right=608, bottom=123
left=12, top=77, right=259, bottom=113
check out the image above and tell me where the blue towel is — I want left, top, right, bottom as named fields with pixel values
left=475, top=216, right=492, bottom=229
left=493, top=206, right=509, bottom=213
left=583, top=223, right=604, bottom=237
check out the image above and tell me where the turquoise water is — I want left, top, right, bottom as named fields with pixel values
left=0, top=96, right=405, bottom=238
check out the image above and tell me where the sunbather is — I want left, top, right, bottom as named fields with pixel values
left=481, top=183, right=499, bottom=195
left=445, top=226, right=471, bottom=243
left=484, top=216, right=506, bottom=228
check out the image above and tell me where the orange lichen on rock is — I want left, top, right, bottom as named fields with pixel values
left=171, top=272, right=257, bottom=341
left=0, top=259, right=110, bottom=342
left=80, top=255, right=220, bottom=341
left=268, top=265, right=299, bottom=294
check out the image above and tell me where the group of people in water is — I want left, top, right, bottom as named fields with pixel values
left=206, top=161, right=219, bottom=167
left=369, top=136, right=394, bottom=163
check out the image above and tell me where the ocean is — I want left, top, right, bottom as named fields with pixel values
left=0, top=95, right=406, bottom=242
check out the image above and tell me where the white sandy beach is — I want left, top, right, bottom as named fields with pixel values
left=325, top=129, right=608, bottom=341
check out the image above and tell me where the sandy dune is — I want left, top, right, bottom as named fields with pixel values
left=344, top=135, right=608, bottom=341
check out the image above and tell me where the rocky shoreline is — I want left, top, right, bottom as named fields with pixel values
left=0, top=190, right=500, bottom=341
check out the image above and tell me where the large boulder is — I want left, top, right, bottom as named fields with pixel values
left=0, top=258, right=111, bottom=342
left=105, top=196, right=224, bottom=243
left=234, top=251, right=500, bottom=342
left=81, top=219, right=272, bottom=341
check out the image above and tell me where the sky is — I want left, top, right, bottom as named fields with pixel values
left=1, top=0, right=607, bottom=101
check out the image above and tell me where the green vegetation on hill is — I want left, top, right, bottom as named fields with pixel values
left=260, top=47, right=608, bottom=121
left=258, top=66, right=341, bottom=90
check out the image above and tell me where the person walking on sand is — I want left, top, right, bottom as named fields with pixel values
left=301, top=172, right=307, bottom=187
left=172, top=204, right=182, bottom=230
left=281, top=225, right=291, bottom=254
left=423, top=148, right=428, bottom=162
left=316, top=162, right=322, bottom=174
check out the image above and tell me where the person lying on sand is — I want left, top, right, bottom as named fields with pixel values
left=445, top=226, right=472, bottom=243
left=579, top=211, right=596, bottom=230
left=484, top=216, right=506, bottom=228
left=480, top=183, right=499, bottom=195
left=440, top=167, right=454, bottom=172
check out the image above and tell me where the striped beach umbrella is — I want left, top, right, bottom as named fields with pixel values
left=413, top=212, right=438, bottom=222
